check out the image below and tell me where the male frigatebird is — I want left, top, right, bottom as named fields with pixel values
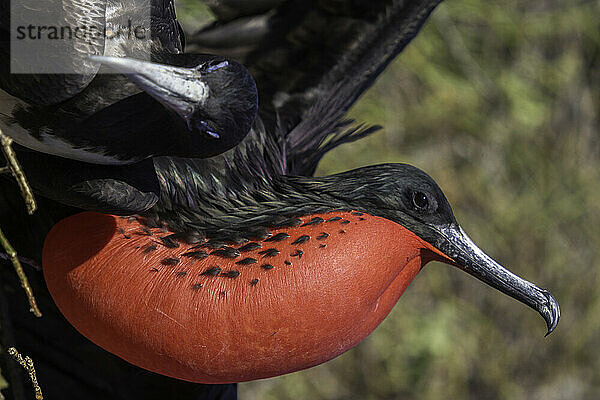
left=35, top=0, right=559, bottom=385
left=1, top=0, right=559, bottom=397
left=0, top=0, right=257, bottom=164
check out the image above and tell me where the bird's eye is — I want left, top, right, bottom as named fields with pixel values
left=197, top=120, right=220, bottom=139
left=412, top=191, right=429, bottom=210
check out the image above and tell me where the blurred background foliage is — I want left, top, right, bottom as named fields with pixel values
left=184, top=0, right=600, bottom=398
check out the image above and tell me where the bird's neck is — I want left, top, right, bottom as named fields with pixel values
left=148, top=168, right=359, bottom=239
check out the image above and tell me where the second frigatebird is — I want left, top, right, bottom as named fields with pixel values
left=0, top=0, right=258, bottom=164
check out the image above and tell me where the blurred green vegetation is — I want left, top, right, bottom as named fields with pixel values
left=179, top=0, right=599, bottom=398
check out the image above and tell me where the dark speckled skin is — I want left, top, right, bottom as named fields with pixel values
left=43, top=211, right=451, bottom=382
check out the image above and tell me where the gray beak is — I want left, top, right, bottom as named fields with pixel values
left=433, top=224, right=560, bottom=335
left=89, top=55, right=209, bottom=129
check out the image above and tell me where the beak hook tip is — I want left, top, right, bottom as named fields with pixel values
left=542, top=290, right=560, bottom=337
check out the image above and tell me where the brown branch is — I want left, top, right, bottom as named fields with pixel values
left=7, top=347, right=43, bottom=400
left=0, top=132, right=36, bottom=215
left=0, top=129, right=42, bottom=317
left=0, top=228, right=42, bottom=317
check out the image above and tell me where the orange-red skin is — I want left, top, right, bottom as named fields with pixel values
left=42, top=211, right=452, bottom=383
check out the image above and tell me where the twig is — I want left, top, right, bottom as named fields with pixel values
left=7, top=347, right=43, bottom=400
left=0, top=128, right=42, bottom=317
left=0, top=229, right=41, bottom=317
left=0, top=276, right=27, bottom=400
left=0, top=132, right=36, bottom=215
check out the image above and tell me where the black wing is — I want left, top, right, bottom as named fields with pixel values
left=15, top=152, right=160, bottom=214
left=189, top=0, right=443, bottom=176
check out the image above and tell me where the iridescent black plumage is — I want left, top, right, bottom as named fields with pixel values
left=149, top=0, right=445, bottom=227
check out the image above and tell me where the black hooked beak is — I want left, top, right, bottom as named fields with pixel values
left=89, top=55, right=218, bottom=137
left=431, top=223, right=560, bottom=336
